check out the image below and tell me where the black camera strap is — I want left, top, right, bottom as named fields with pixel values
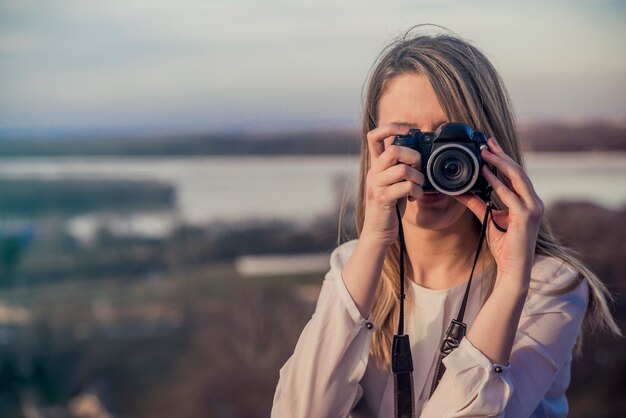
left=392, top=204, right=415, bottom=418
left=392, top=194, right=506, bottom=416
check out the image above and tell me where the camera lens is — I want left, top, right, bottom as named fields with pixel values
left=426, top=144, right=479, bottom=195
left=443, top=160, right=461, bottom=178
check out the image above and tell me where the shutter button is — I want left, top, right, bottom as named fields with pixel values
left=365, top=322, right=374, bottom=330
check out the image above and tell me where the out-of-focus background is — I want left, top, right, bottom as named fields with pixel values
left=0, top=1, right=624, bottom=417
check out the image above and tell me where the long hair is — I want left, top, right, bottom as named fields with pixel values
left=346, top=26, right=622, bottom=371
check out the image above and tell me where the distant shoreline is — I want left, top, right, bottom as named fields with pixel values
left=0, top=121, right=623, bottom=156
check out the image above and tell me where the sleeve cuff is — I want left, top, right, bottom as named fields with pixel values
left=444, top=336, right=511, bottom=374
left=335, top=270, right=375, bottom=329
left=440, top=337, right=514, bottom=414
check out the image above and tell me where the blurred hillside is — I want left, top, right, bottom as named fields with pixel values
left=520, top=120, right=626, bottom=152
left=0, top=120, right=624, bottom=156
left=0, top=199, right=623, bottom=417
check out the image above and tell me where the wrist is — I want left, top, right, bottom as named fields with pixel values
left=358, top=230, right=394, bottom=254
left=496, top=254, right=534, bottom=281
left=494, top=270, right=531, bottom=298
left=359, top=226, right=396, bottom=249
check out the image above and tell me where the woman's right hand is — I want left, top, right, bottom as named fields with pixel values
left=362, top=123, right=424, bottom=247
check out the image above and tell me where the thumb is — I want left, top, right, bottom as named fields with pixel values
left=453, top=193, right=487, bottom=221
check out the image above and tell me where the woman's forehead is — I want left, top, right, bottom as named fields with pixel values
left=377, top=73, right=447, bottom=131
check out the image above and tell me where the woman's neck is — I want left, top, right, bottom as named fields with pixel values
left=401, top=213, right=490, bottom=290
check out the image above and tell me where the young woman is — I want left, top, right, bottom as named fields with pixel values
left=271, top=28, right=621, bottom=418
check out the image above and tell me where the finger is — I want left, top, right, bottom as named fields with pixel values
left=481, top=165, right=523, bottom=211
left=372, top=163, right=425, bottom=188
left=372, top=145, right=421, bottom=173
left=486, top=137, right=516, bottom=165
left=481, top=148, right=536, bottom=204
left=377, top=181, right=423, bottom=207
left=383, top=135, right=397, bottom=150
left=453, top=193, right=487, bottom=221
left=486, top=137, right=541, bottom=199
left=366, top=124, right=411, bottom=160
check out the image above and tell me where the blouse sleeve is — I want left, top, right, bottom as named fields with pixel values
left=420, top=256, right=589, bottom=417
left=271, top=240, right=375, bottom=418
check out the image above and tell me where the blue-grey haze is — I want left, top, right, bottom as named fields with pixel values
left=1, top=0, right=625, bottom=136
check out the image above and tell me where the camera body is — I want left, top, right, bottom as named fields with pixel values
left=392, top=122, right=492, bottom=196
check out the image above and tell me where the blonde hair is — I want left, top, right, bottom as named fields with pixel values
left=346, top=26, right=622, bottom=371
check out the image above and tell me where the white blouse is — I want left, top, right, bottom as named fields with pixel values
left=271, top=239, right=589, bottom=418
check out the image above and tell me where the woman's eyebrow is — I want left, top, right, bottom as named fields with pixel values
left=392, top=121, right=448, bottom=130
left=392, top=121, right=419, bottom=128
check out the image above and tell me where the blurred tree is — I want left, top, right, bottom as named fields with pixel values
left=0, top=225, right=35, bottom=288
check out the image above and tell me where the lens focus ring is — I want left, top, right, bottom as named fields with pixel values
left=426, top=144, right=480, bottom=195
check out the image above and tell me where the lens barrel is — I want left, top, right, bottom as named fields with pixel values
left=427, top=144, right=480, bottom=195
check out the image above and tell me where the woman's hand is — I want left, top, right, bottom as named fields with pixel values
left=454, top=137, right=544, bottom=284
left=362, top=123, right=425, bottom=247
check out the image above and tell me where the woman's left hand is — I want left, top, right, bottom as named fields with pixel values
left=454, top=137, right=544, bottom=285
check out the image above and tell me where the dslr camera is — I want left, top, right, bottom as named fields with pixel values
left=392, top=122, right=492, bottom=196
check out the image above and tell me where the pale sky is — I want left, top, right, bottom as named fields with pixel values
left=1, top=0, right=625, bottom=136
